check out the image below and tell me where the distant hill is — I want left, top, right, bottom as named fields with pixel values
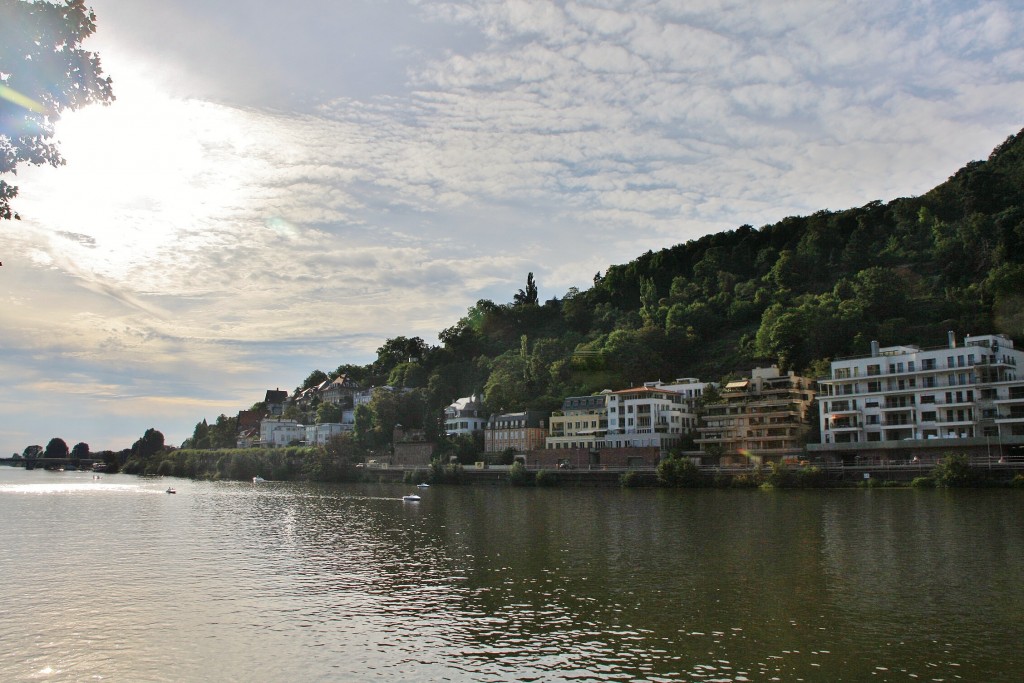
left=192, top=127, right=1024, bottom=443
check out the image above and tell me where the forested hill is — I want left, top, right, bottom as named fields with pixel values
left=210, top=127, right=1024, bottom=444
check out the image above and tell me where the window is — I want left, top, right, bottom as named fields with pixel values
left=921, top=411, right=937, bottom=422
left=867, top=364, right=881, bottom=376
left=867, top=381, right=881, bottom=393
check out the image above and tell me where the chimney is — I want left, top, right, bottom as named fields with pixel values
left=948, top=331, right=956, bottom=349
left=870, top=340, right=879, bottom=357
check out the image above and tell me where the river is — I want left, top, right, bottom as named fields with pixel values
left=0, top=467, right=1021, bottom=682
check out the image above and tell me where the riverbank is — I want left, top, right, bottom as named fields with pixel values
left=9, top=451, right=1022, bottom=489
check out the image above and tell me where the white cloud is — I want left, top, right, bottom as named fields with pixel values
left=3, top=0, right=1023, bottom=454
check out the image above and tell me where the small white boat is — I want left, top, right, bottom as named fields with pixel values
left=402, top=494, right=421, bottom=502
left=253, top=476, right=265, bottom=483
left=166, top=487, right=176, bottom=494
left=416, top=483, right=430, bottom=488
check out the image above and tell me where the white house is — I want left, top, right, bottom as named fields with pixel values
left=259, top=418, right=304, bottom=448
left=305, top=423, right=348, bottom=445
left=444, top=394, right=487, bottom=436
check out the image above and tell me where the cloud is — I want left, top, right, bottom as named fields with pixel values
left=4, top=0, right=1023, bottom=454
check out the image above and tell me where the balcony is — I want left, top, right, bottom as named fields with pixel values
left=883, top=398, right=915, bottom=410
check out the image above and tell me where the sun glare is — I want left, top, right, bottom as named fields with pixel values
left=18, top=70, right=266, bottom=286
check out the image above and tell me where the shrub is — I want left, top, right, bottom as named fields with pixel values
left=911, top=476, right=936, bottom=488
left=794, top=466, right=827, bottom=488
left=156, top=459, right=175, bottom=476
left=620, top=471, right=641, bottom=488
left=856, top=477, right=902, bottom=488
left=657, top=457, right=703, bottom=487
left=428, top=460, right=467, bottom=485
left=121, top=458, right=144, bottom=475
left=508, top=461, right=533, bottom=486
left=534, top=469, right=558, bottom=487
left=933, top=453, right=975, bottom=488
left=731, top=471, right=763, bottom=488
left=402, top=470, right=425, bottom=484
left=764, top=462, right=796, bottom=488
left=444, top=463, right=466, bottom=484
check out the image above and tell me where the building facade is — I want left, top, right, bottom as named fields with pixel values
left=321, top=374, right=359, bottom=406
left=812, top=332, right=1024, bottom=460
left=695, top=366, right=816, bottom=462
left=444, top=394, right=487, bottom=436
left=305, top=422, right=347, bottom=446
left=264, top=389, right=288, bottom=417
left=484, top=411, right=548, bottom=453
left=603, top=383, right=693, bottom=453
left=259, top=418, right=304, bottom=448
left=546, top=392, right=609, bottom=450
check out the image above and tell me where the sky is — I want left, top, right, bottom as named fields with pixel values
left=2, top=0, right=1023, bottom=456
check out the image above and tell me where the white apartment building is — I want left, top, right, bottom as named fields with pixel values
left=604, top=383, right=693, bottom=453
left=651, top=378, right=710, bottom=426
left=259, top=418, right=304, bottom=448
left=813, top=332, right=1024, bottom=459
left=305, top=422, right=349, bottom=445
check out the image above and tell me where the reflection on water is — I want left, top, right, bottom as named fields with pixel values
left=1, top=468, right=1022, bottom=681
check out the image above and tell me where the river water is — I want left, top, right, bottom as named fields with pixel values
left=0, top=467, right=1021, bottom=682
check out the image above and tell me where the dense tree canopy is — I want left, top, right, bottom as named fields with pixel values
left=44, top=437, right=68, bottom=458
left=131, top=428, right=164, bottom=458
left=1, top=0, right=114, bottom=220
